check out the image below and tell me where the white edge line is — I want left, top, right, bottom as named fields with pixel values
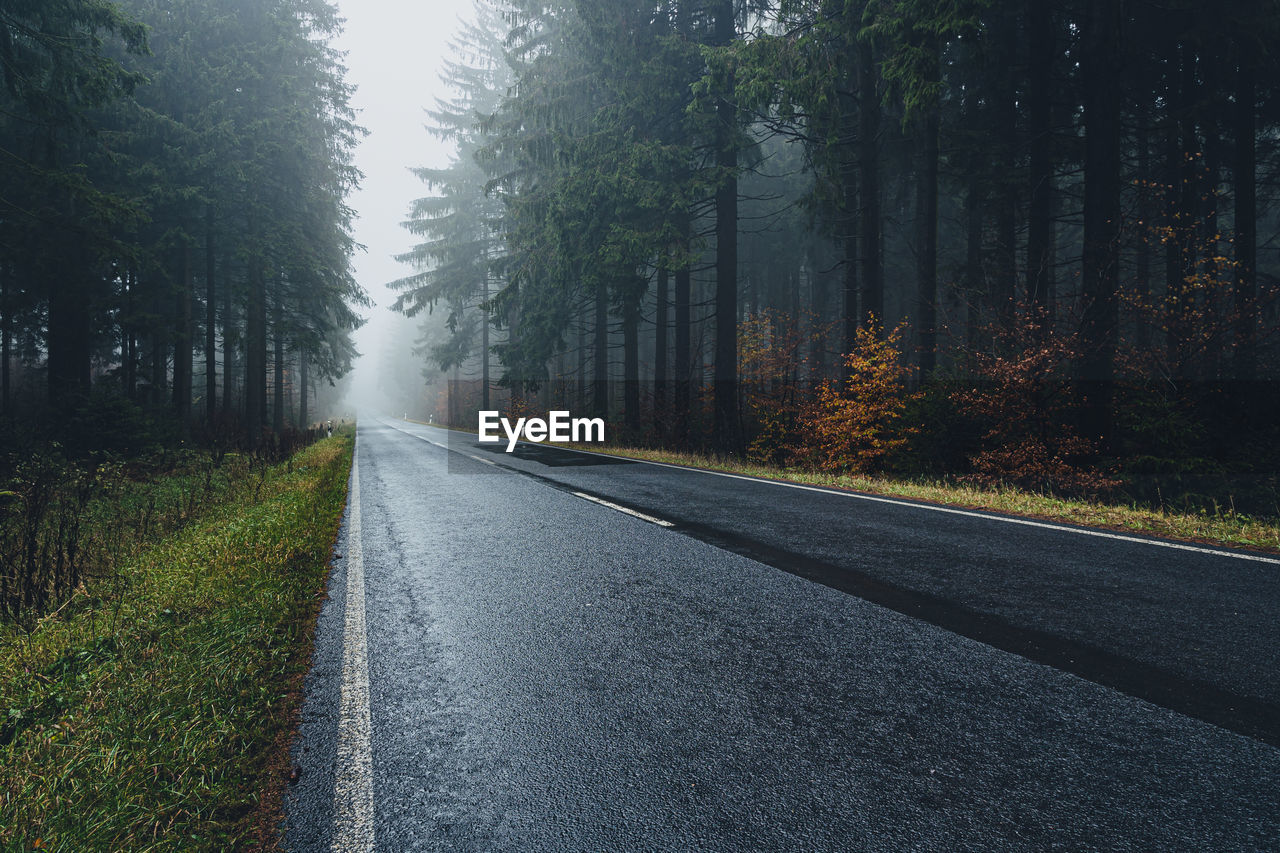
left=332, top=436, right=375, bottom=852
left=572, top=491, right=675, bottom=527
left=387, top=418, right=1280, bottom=566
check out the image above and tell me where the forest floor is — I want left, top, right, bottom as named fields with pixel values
left=0, top=430, right=353, bottom=852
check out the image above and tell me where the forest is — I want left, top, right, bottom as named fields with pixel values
left=0, top=0, right=363, bottom=618
left=396, top=0, right=1280, bottom=512
left=0, top=0, right=363, bottom=453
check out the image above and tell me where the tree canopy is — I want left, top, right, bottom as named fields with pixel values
left=0, top=0, right=365, bottom=445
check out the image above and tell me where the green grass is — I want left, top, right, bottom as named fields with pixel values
left=0, top=431, right=353, bottom=852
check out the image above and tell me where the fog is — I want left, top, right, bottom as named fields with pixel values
left=333, top=0, right=473, bottom=417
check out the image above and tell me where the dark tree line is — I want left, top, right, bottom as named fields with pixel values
left=397, top=0, right=1280, bottom=498
left=0, top=0, right=364, bottom=447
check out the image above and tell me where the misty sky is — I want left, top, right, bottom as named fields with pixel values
left=333, top=0, right=474, bottom=404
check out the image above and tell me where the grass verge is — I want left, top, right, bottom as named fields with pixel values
left=401, top=418, right=1279, bottom=554
left=0, top=431, right=353, bottom=851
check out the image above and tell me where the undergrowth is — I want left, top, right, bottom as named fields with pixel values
left=0, top=429, right=353, bottom=851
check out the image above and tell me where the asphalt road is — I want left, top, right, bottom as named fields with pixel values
left=284, top=418, right=1280, bottom=851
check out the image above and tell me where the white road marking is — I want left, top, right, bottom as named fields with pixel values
left=387, top=418, right=1279, bottom=566
left=572, top=491, right=675, bottom=527
left=332, top=441, right=374, bottom=852
left=383, top=420, right=487, bottom=458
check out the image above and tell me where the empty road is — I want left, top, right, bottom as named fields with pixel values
left=284, top=418, right=1280, bottom=851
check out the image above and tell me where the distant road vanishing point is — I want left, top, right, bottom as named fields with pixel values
left=284, top=418, right=1280, bottom=852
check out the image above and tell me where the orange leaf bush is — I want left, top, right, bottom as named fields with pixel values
left=953, top=309, right=1120, bottom=497
left=793, top=321, right=916, bottom=473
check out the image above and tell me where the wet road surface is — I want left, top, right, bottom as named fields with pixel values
left=284, top=418, right=1280, bottom=851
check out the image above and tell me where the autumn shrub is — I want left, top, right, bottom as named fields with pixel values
left=504, top=393, right=545, bottom=423
left=792, top=321, right=916, bottom=474
left=953, top=310, right=1120, bottom=497
left=1122, top=177, right=1280, bottom=385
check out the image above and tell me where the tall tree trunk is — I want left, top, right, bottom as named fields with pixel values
left=173, top=245, right=193, bottom=422
left=47, top=152, right=93, bottom=404
left=857, top=38, right=882, bottom=330
left=205, top=207, right=217, bottom=424
left=674, top=242, right=691, bottom=445
left=841, top=151, right=859, bottom=357
left=299, top=348, right=309, bottom=428
left=245, top=253, right=267, bottom=445
left=1167, top=42, right=1198, bottom=376
left=482, top=273, right=491, bottom=411
left=576, top=301, right=587, bottom=411
left=962, top=77, right=986, bottom=352
left=917, top=98, right=940, bottom=377
left=809, top=247, right=827, bottom=386
left=273, top=277, right=284, bottom=433
left=149, top=279, right=168, bottom=406
left=1233, top=52, right=1256, bottom=382
left=450, top=363, right=460, bottom=427
left=47, top=239, right=93, bottom=402
left=992, top=4, right=1019, bottom=326
left=623, top=288, right=640, bottom=433
left=506, top=285, right=523, bottom=411
left=123, top=268, right=136, bottom=401
left=712, top=0, right=739, bottom=454
left=788, top=265, right=799, bottom=320
left=1176, top=42, right=1198, bottom=376
left=1080, top=0, right=1123, bottom=448
left=1164, top=69, right=1183, bottom=371
left=964, top=178, right=984, bottom=351
left=593, top=277, right=609, bottom=418
left=1026, top=0, right=1055, bottom=321
left=1201, top=54, right=1224, bottom=381
left=1135, top=113, right=1152, bottom=351
left=222, top=249, right=237, bottom=417
left=554, top=345, right=565, bottom=409
left=654, top=266, right=668, bottom=434
left=1, top=262, right=9, bottom=416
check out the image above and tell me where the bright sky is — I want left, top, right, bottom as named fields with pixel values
left=333, top=0, right=473, bottom=403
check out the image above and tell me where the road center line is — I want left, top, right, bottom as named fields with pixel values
left=388, top=421, right=501, bottom=466
left=332, top=440, right=374, bottom=853
left=572, top=491, right=675, bottom=527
